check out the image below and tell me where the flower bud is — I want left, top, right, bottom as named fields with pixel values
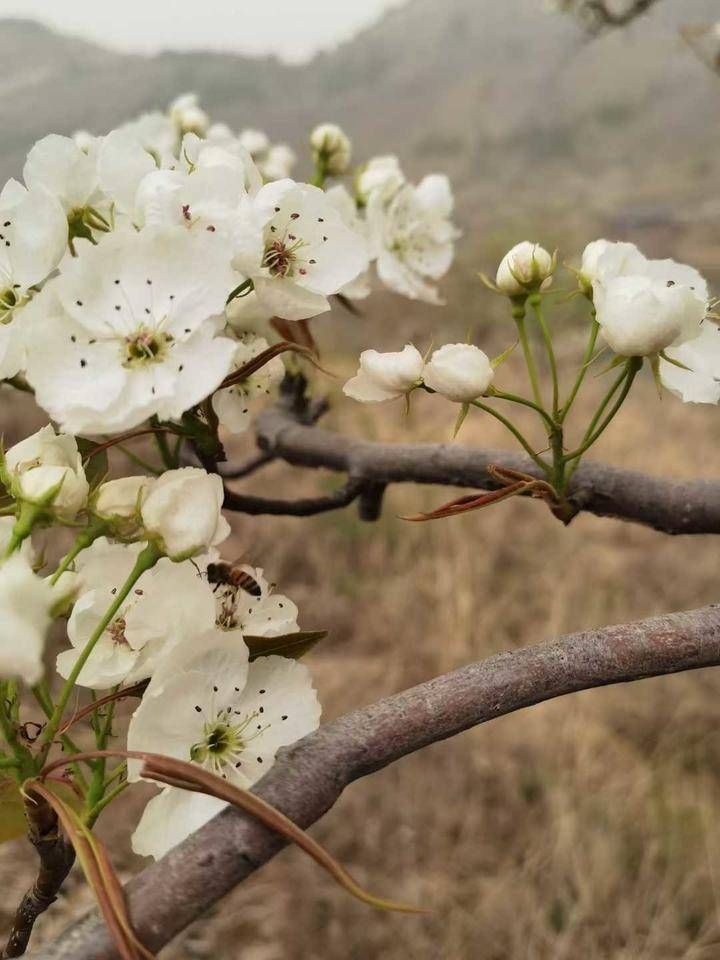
left=423, top=343, right=494, bottom=402
left=169, top=93, right=209, bottom=137
left=92, top=475, right=151, bottom=537
left=496, top=242, right=554, bottom=297
left=343, top=344, right=424, bottom=403
left=3, top=425, right=89, bottom=520
left=140, top=467, right=230, bottom=561
left=310, top=123, right=352, bottom=176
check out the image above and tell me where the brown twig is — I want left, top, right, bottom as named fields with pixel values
left=36, top=603, right=720, bottom=959
left=1, top=794, right=75, bottom=958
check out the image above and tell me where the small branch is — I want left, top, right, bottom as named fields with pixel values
left=223, top=478, right=365, bottom=516
left=1, top=795, right=75, bottom=958
left=36, top=603, right=720, bottom=959
left=250, top=400, right=720, bottom=535
left=218, top=451, right=275, bottom=479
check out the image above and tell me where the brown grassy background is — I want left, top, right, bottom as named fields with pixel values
left=2, top=299, right=720, bottom=958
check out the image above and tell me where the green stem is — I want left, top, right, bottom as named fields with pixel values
left=85, top=779, right=129, bottom=827
left=311, top=157, right=329, bottom=189
left=152, top=421, right=175, bottom=471
left=564, top=359, right=641, bottom=472
left=514, top=309, right=543, bottom=408
left=560, top=316, right=600, bottom=422
left=102, top=761, right=127, bottom=790
left=0, top=756, right=19, bottom=770
left=0, top=683, right=32, bottom=776
left=470, top=400, right=551, bottom=476
left=530, top=295, right=559, bottom=419
left=489, top=389, right=555, bottom=431
left=32, top=682, right=89, bottom=792
left=50, top=525, right=104, bottom=586
left=37, top=542, right=161, bottom=763
left=2, top=502, right=42, bottom=559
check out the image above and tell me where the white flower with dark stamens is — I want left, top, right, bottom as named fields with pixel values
left=141, top=467, right=230, bottom=561
left=56, top=538, right=217, bottom=689
left=212, top=334, right=285, bottom=434
left=0, top=552, right=54, bottom=685
left=343, top=344, right=424, bottom=403
left=238, top=179, right=370, bottom=322
left=592, top=255, right=708, bottom=358
left=423, top=343, right=494, bottom=402
left=4, top=424, right=89, bottom=521
left=207, top=563, right=300, bottom=635
left=24, top=226, right=238, bottom=434
left=129, top=631, right=320, bottom=859
left=366, top=174, right=458, bottom=305
left=0, top=179, right=68, bottom=379
left=660, top=320, right=720, bottom=404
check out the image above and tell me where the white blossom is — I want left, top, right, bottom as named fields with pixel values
left=367, top=174, right=458, bottom=304
left=343, top=344, right=424, bottom=403
left=325, top=185, right=372, bottom=300
left=237, top=179, right=369, bottom=321
left=0, top=179, right=68, bottom=379
left=357, top=155, right=405, bottom=204
left=238, top=129, right=271, bottom=159
left=4, top=424, right=89, bottom=520
left=212, top=334, right=284, bottom=434
left=96, top=129, right=156, bottom=217
left=660, top=320, right=720, bottom=404
left=258, top=144, right=297, bottom=182
left=580, top=239, right=646, bottom=288
left=56, top=538, right=217, bottom=689
left=92, top=476, right=151, bottom=533
left=310, top=123, right=352, bottom=176
left=24, top=226, right=238, bottom=434
left=0, top=553, right=54, bottom=685
left=207, top=563, right=300, bottom=635
left=23, top=135, right=102, bottom=216
left=141, top=467, right=230, bottom=560
left=128, top=630, right=320, bottom=859
left=423, top=343, right=494, bottom=402
left=496, top=242, right=554, bottom=296
left=169, top=93, right=209, bottom=138
left=592, top=255, right=708, bottom=358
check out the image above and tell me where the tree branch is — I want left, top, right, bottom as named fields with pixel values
left=35, top=603, right=720, bottom=959
left=2, top=795, right=75, bottom=958
left=238, top=402, right=720, bottom=535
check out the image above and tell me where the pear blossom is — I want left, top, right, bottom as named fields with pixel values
left=580, top=239, right=646, bottom=288
left=208, top=563, right=300, bottom=635
left=24, top=135, right=101, bottom=215
left=128, top=631, right=320, bottom=859
left=496, top=242, right=554, bottom=296
left=0, top=179, right=68, bottom=379
left=310, top=123, right=351, bottom=176
left=660, top=320, right=720, bottom=404
left=423, top=343, right=494, bottom=402
left=325, top=185, right=372, bottom=300
left=169, top=93, right=209, bottom=138
left=238, top=129, right=271, bottom=159
left=24, top=226, right=238, bottom=434
left=96, top=129, right=157, bottom=216
left=343, top=344, right=424, bottom=403
left=357, top=155, right=405, bottom=204
left=141, top=467, right=230, bottom=560
left=72, top=130, right=98, bottom=154
left=92, top=475, right=151, bottom=537
left=116, top=112, right=177, bottom=166
left=366, top=174, right=458, bottom=304
left=237, top=179, right=370, bottom=321
left=258, top=144, right=297, bottom=182
left=0, top=553, right=54, bottom=685
left=212, top=333, right=285, bottom=434
left=224, top=290, right=274, bottom=335
left=4, top=425, right=89, bottom=520
left=57, top=539, right=217, bottom=689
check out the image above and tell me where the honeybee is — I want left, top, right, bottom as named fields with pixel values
left=206, top=561, right=263, bottom=599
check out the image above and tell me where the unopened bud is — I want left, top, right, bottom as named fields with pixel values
left=310, top=123, right=352, bottom=176
left=496, top=242, right=555, bottom=297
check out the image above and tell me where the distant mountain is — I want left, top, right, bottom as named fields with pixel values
left=0, top=1, right=718, bottom=270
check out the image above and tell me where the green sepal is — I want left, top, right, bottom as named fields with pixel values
left=491, top=340, right=518, bottom=369
left=658, top=350, right=692, bottom=372
left=452, top=402, right=470, bottom=439
left=77, top=438, right=109, bottom=491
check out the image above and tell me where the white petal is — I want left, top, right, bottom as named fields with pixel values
left=132, top=786, right=227, bottom=860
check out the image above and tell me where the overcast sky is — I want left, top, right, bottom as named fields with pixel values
left=0, top=0, right=409, bottom=62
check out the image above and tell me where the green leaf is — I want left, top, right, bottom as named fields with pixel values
left=245, top=630, right=328, bottom=661
left=77, top=438, right=109, bottom=490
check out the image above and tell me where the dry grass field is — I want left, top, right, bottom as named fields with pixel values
left=2, top=314, right=720, bottom=959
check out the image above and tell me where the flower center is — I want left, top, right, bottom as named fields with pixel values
left=124, top=329, right=169, bottom=366
left=263, top=237, right=306, bottom=279
left=190, top=709, right=268, bottom=775
left=0, top=287, right=22, bottom=325
left=108, top=617, right=129, bottom=647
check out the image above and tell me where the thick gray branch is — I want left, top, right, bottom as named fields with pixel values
left=35, top=603, right=720, bottom=959
left=247, top=404, right=720, bottom=535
